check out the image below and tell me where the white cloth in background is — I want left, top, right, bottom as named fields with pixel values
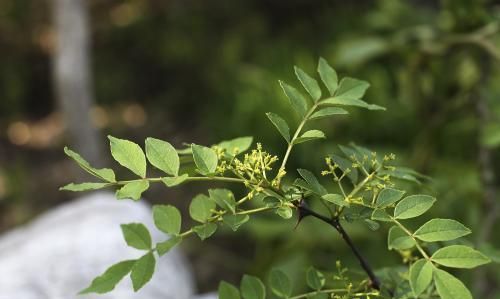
left=0, top=192, right=196, bottom=299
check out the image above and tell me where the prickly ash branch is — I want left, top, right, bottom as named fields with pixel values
left=296, top=201, right=382, bottom=291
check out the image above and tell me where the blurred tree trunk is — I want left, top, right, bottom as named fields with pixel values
left=51, top=0, right=102, bottom=165
left=473, top=55, right=498, bottom=297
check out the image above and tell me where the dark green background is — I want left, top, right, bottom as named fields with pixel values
left=0, top=0, right=499, bottom=297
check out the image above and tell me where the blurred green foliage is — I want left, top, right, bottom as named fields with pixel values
left=1, top=0, right=500, bottom=297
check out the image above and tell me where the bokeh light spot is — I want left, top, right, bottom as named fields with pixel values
left=7, top=122, right=31, bottom=145
left=122, top=103, right=147, bottom=127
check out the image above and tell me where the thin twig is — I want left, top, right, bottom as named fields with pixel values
left=297, top=204, right=382, bottom=291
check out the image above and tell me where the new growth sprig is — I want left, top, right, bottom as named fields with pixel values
left=61, top=58, right=490, bottom=299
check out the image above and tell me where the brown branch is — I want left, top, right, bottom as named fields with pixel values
left=297, top=203, right=382, bottom=291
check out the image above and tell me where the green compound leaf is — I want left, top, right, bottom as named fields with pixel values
left=334, top=77, right=370, bottom=100
left=306, top=267, right=325, bottom=291
left=161, top=174, right=189, bottom=187
left=60, top=182, right=110, bottom=192
left=431, top=245, right=491, bottom=269
left=209, top=188, right=236, bottom=214
left=394, top=195, right=436, bottom=219
left=189, top=193, right=216, bottom=223
left=241, top=275, right=266, bottom=299
left=414, top=219, right=471, bottom=242
left=145, top=137, right=179, bottom=176
left=388, top=226, right=415, bottom=250
left=317, top=57, right=338, bottom=96
left=269, top=269, right=292, bottom=298
left=409, top=259, right=433, bottom=296
left=309, top=107, right=348, bottom=121
left=191, top=144, right=218, bottom=175
left=156, top=235, right=181, bottom=256
left=433, top=268, right=472, bottom=299
left=130, top=252, right=155, bottom=292
left=64, top=147, right=116, bottom=182
left=266, top=112, right=291, bottom=143
left=320, top=97, right=385, bottom=111
left=322, top=194, right=349, bottom=207
left=293, top=130, right=326, bottom=145
left=297, top=169, right=327, bottom=195
left=376, top=188, right=405, bottom=208
left=217, top=136, right=253, bottom=157
left=219, top=281, right=241, bottom=299
left=116, top=181, right=149, bottom=201
left=108, top=136, right=147, bottom=178
left=294, top=66, right=321, bottom=101
left=276, top=206, right=293, bottom=219
left=371, top=209, right=391, bottom=222
left=193, top=223, right=218, bottom=240
left=279, top=80, right=309, bottom=117
left=223, top=214, right=250, bottom=232
left=79, top=260, right=135, bottom=294
left=121, top=223, right=152, bottom=250
left=153, top=205, right=181, bottom=235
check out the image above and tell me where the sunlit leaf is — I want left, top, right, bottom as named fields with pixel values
left=409, top=259, right=433, bottom=296
left=192, top=144, right=218, bottom=175
left=60, top=182, right=110, bottom=191
left=145, top=137, right=179, bottom=176
left=414, top=219, right=471, bottom=242
left=388, top=226, right=415, bottom=250
left=434, top=268, right=472, bottom=299
left=394, top=195, right=435, bottom=219
left=116, top=181, right=149, bottom=201
left=432, top=245, right=490, bottom=269
left=64, top=147, right=116, bottom=182
left=109, top=136, right=147, bottom=178
left=189, top=193, right=216, bottom=223
left=153, top=205, right=181, bottom=235
left=121, top=223, right=152, bottom=250
left=161, top=174, right=189, bottom=187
